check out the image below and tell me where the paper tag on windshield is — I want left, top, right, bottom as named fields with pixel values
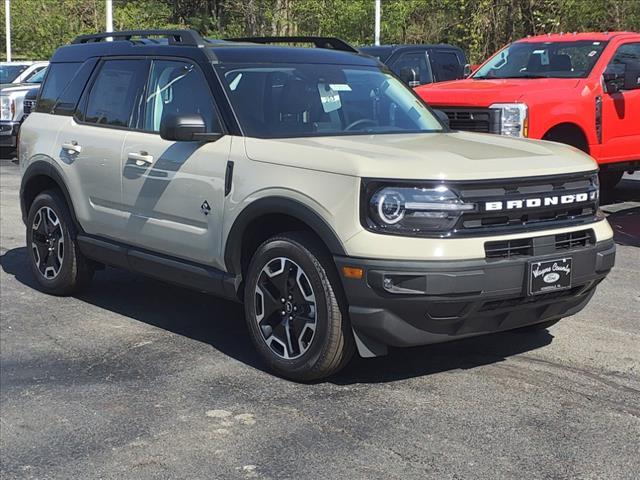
left=318, top=83, right=341, bottom=113
left=330, top=84, right=352, bottom=91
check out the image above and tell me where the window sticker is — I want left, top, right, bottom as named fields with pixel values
left=318, top=83, right=342, bottom=113
left=588, top=50, right=598, bottom=57
left=329, top=84, right=352, bottom=91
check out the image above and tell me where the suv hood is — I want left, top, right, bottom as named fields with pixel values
left=415, top=78, right=580, bottom=106
left=245, top=131, right=596, bottom=181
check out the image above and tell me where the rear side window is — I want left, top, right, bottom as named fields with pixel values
left=82, top=60, right=148, bottom=128
left=431, top=51, right=462, bottom=81
left=36, top=62, right=82, bottom=113
left=391, top=52, right=434, bottom=85
left=50, top=59, right=98, bottom=116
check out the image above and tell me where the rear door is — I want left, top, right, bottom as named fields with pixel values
left=601, top=42, right=640, bottom=161
left=120, top=59, right=231, bottom=268
left=60, top=58, right=149, bottom=238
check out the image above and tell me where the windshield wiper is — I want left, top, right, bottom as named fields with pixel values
left=473, top=73, right=549, bottom=80
left=504, top=74, right=550, bottom=79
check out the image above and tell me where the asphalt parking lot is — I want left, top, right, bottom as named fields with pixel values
left=1, top=160, right=639, bottom=480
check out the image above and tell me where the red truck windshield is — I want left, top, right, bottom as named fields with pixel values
left=473, top=40, right=608, bottom=79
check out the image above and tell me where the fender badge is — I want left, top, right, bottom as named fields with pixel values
left=201, top=201, right=211, bottom=215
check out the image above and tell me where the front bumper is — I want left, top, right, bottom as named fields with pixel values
left=0, top=121, right=19, bottom=147
left=335, top=239, right=615, bottom=357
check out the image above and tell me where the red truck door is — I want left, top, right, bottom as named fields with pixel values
left=600, top=42, right=640, bottom=162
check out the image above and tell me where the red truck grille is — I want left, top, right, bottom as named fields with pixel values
left=440, top=107, right=501, bottom=133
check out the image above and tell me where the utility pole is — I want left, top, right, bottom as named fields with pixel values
left=374, top=0, right=381, bottom=46
left=5, top=0, right=11, bottom=61
left=105, top=0, right=113, bottom=40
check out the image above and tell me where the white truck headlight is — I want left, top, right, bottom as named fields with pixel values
left=490, top=103, right=528, bottom=137
left=1, top=95, right=15, bottom=121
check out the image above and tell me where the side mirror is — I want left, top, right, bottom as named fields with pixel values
left=603, top=64, right=625, bottom=93
left=463, top=64, right=472, bottom=78
left=623, top=61, right=640, bottom=90
left=434, top=109, right=450, bottom=129
left=399, top=67, right=420, bottom=87
left=159, top=113, right=222, bottom=142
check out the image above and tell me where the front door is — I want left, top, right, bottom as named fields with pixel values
left=120, top=59, right=231, bottom=269
left=601, top=42, right=640, bottom=161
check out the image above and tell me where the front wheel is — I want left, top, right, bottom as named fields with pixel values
left=244, top=232, right=355, bottom=381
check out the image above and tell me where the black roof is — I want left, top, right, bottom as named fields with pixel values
left=359, top=44, right=465, bottom=62
left=51, top=30, right=380, bottom=67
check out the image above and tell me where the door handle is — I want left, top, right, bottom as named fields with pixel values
left=128, top=151, right=154, bottom=166
left=61, top=141, right=82, bottom=154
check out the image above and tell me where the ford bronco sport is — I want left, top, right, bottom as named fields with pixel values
left=415, top=32, right=640, bottom=190
left=20, top=30, right=615, bottom=381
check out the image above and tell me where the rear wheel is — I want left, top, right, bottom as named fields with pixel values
left=244, top=232, right=355, bottom=381
left=26, top=190, right=93, bottom=295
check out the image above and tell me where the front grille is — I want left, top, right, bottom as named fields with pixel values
left=23, top=99, right=36, bottom=116
left=455, top=171, right=599, bottom=236
left=555, top=229, right=595, bottom=251
left=485, top=238, right=533, bottom=259
left=484, top=229, right=595, bottom=259
left=440, top=107, right=500, bottom=133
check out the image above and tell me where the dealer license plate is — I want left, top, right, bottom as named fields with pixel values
left=528, top=258, right=572, bottom=296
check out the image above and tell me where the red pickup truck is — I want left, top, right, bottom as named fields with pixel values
left=416, top=32, right=640, bottom=190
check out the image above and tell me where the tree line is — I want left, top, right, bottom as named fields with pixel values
left=2, top=0, right=639, bottom=63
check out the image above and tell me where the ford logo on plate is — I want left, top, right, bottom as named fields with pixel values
left=544, top=272, right=560, bottom=284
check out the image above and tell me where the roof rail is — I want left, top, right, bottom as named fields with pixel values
left=225, top=36, right=358, bottom=53
left=71, top=29, right=206, bottom=47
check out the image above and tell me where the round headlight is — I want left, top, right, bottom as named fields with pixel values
left=377, top=190, right=405, bottom=224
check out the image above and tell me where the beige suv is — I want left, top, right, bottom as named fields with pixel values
left=19, top=30, right=615, bottom=380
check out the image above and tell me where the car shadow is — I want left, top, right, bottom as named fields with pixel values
left=1, top=246, right=553, bottom=384
left=601, top=177, right=640, bottom=247
left=601, top=177, right=640, bottom=205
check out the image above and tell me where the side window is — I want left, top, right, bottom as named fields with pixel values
left=52, top=59, right=98, bottom=116
left=144, top=60, right=219, bottom=133
left=609, top=43, right=640, bottom=66
left=391, top=52, right=433, bottom=85
left=83, top=60, right=148, bottom=128
left=24, top=66, right=46, bottom=81
left=431, top=51, right=462, bottom=81
left=605, top=43, right=640, bottom=87
left=36, top=62, right=81, bottom=113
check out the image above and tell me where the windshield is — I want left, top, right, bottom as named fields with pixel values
left=1, top=64, right=29, bottom=83
left=26, top=67, right=47, bottom=83
left=473, top=40, right=608, bottom=79
left=215, top=63, right=443, bottom=138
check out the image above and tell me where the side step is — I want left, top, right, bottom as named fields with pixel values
left=77, top=234, right=241, bottom=301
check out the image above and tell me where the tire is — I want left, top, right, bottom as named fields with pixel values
left=26, top=190, right=93, bottom=295
left=244, top=232, right=355, bottom=381
left=514, top=318, right=561, bottom=333
left=599, top=170, right=623, bottom=192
